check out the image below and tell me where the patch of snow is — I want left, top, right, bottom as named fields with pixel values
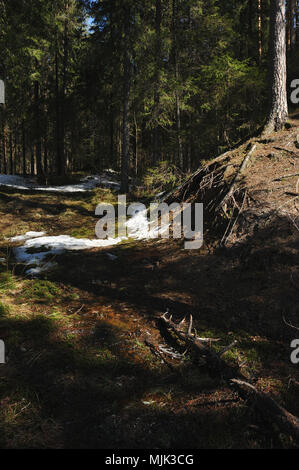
left=125, top=205, right=170, bottom=240
left=126, top=205, right=150, bottom=239
left=0, top=172, right=120, bottom=193
left=10, top=231, right=46, bottom=243
left=13, top=233, right=125, bottom=276
left=12, top=200, right=171, bottom=277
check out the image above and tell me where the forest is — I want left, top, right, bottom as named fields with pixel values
left=0, top=0, right=299, bottom=453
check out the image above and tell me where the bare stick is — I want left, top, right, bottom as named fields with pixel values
left=218, top=144, right=257, bottom=211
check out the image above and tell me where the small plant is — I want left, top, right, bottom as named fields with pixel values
left=142, top=161, right=184, bottom=195
left=0, top=272, right=16, bottom=292
left=0, top=302, right=11, bottom=317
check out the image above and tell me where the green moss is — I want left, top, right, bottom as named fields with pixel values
left=23, top=280, right=61, bottom=302
left=70, top=227, right=94, bottom=239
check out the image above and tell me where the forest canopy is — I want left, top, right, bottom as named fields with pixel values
left=0, top=0, right=298, bottom=179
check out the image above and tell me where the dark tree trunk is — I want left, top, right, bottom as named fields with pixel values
left=44, top=137, right=48, bottom=176
left=22, top=121, right=26, bottom=175
left=153, top=0, right=162, bottom=166
left=34, top=81, right=42, bottom=176
left=257, top=0, right=263, bottom=63
left=60, top=0, right=69, bottom=176
left=121, top=6, right=131, bottom=194
left=2, top=124, right=7, bottom=174
left=287, top=0, right=296, bottom=50
left=263, top=0, right=288, bottom=134
left=9, top=130, right=13, bottom=175
left=31, top=147, right=35, bottom=176
left=55, top=47, right=65, bottom=176
left=172, top=0, right=183, bottom=169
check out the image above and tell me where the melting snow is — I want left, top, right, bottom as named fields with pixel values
left=0, top=173, right=120, bottom=193
left=11, top=205, right=169, bottom=276
left=10, top=231, right=46, bottom=243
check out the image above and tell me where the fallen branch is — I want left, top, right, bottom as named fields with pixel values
left=144, top=339, right=177, bottom=372
left=283, top=315, right=299, bottom=332
left=231, top=379, right=299, bottom=442
left=159, top=312, right=299, bottom=444
left=159, top=313, right=241, bottom=379
left=274, top=173, right=299, bottom=182
left=221, top=190, right=247, bottom=246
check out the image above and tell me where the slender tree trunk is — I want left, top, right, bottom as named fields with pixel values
left=55, top=47, right=63, bottom=175
left=287, top=0, right=296, bottom=50
left=153, top=0, right=162, bottom=166
left=31, top=147, right=35, bottom=176
left=9, top=130, right=13, bottom=175
left=22, top=121, right=26, bottom=175
left=44, top=137, right=48, bottom=177
left=2, top=124, right=7, bottom=174
left=133, top=111, right=138, bottom=177
left=121, top=6, right=131, bottom=194
left=257, top=0, right=263, bottom=63
left=109, top=95, right=114, bottom=164
left=263, top=0, right=288, bottom=134
left=34, top=81, right=42, bottom=176
left=60, top=0, right=69, bottom=176
left=172, top=0, right=183, bottom=169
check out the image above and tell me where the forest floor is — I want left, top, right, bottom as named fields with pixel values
left=0, top=119, right=299, bottom=449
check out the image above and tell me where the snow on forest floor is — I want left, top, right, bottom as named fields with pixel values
left=0, top=171, right=120, bottom=193
left=10, top=205, right=169, bottom=276
left=12, top=233, right=125, bottom=276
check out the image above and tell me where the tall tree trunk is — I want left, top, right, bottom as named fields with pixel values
left=257, top=0, right=263, bottom=63
left=121, top=6, right=131, bottom=194
left=55, top=47, right=63, bottom=175
left=22, top=121, right=26, bottom=175
left=31, top=147, right=35, bottom=176
left=287, top=0, right=296, bottom=50
left=172, top=0, right=183, bottom=169
left=263, top=0, right=288, bottom=134
left=153, top=0, right=162, bottom=166
left=9, top=130, right=13, bottom=175
left=2, top=124, right=7, bottom=174
left=60, top=0, right=69, bottom=176
left=44, top=137, right=48, bottom=177
left=34, top=81, right=42, bottom=176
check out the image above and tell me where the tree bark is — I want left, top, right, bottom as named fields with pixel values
left=263, top=0, right=288, bottom=134
left=172, top=0, right=183, bottom=169
left=257, top=0, right=263, bottom=63
left=22, top=121, right=26, bottom=175
left=121, top=5, right=131, bottom=194
left=153, top=0, right=162, bottom=166
left=34, top=81, right=42, bottom=176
